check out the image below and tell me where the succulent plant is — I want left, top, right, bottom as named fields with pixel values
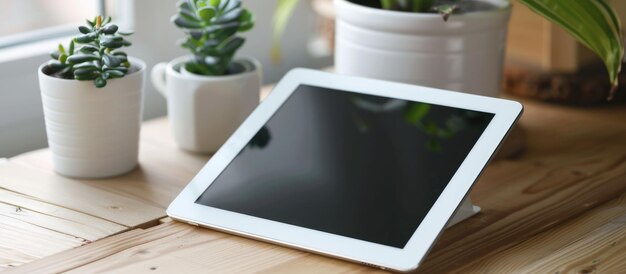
left=273, top=0, right=623, bottom=99
left=46, top=16, right=133, bottom=88
left=172, top=0, right=255, bottom=76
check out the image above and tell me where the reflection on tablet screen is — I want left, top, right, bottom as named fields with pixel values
left=196, top=85, right=494, bottom=248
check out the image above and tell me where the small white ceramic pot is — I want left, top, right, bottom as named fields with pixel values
left=151, top=56, right=261, bottom=153
left=38, top=57, right=145, bottom=179
left=334, top=0, right=511, bottom=97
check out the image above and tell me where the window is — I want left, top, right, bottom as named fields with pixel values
left=0, top=0, right=118, bottom=48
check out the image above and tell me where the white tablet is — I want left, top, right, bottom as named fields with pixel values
left=167, top=69, right=523, bottom=272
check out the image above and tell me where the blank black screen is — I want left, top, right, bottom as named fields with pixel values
left=196, top=85, right=494, bottom=248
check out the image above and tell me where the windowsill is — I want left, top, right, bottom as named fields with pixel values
left=0, top=35, right=74, bottom=64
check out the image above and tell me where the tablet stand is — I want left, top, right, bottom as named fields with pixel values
left=446, top=196, right=481, bottom=228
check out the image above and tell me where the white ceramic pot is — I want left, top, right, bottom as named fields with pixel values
left=38, top=57, right=145, bottom=179
left=151, top=56, right=261, bottom=153
left=334, top=0, right=511, bottom=97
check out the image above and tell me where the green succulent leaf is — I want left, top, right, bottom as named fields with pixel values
left=68, top=41, right=75, bottom=55
left=73, top=63, right=98, bottom=70
left=214, top=7, right=242, bottom=24
left=100, top=40, right=124, bottom=48
left=219, top=37, right=244, bottom=55
left=197, top=6, right=217, bottom=21
left=95, top=77, right=107, bottom=88
left=78, top=26, right=91, bottom=34
left=50, top=50, right=61, bottom=60
left=180, top=9, right=200, bottom=22
left=74, top=33, right=96, bottom=43
left=59, top=53, right=68, bottom=63
left=79, top=45, right=99, bottom=53
left=218, top=0, right=230, bottom=10
left=74, top=66, right=98, bottom=77
left=102, top=24, right=119, bottom=34
left=105, top=66, right=128, bottom=74
left=173, top=14, right=204, bottom=29
left=518, top=0, right=624, bottom=99
left=106, top=69, right=126, bottom=78
left=75, top=73, right=98, bottom=81
left=237, top=9, right=254, bottom=31
left=103, top=54, right=122, bottom=67
left=46, top=60, right=66, bottom=73
left=67, top=54, right=99, bottom=64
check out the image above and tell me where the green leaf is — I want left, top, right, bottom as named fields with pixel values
left=237, top=9, right=254, bottom=31
left=180, top=9, right=200, bottom=22
left=75, top=73, right=98, bottom=81
left=79, top=45, right=99, bottom=53
left=105, top=66, right=128, bottom=74
left=50, top=50, right=61, bottom=60
left=74, top=66, right=98, bottom=77
left=67, top=54, right=99, bottom=64
left=59, top=53, right=68, bottom=63
left=209, top=0, right=220, bottom=7
left=178, top=0, right=193, bottom=11
left=102, top=24, right=119, bottom=34
left=218, top=0, right=230, bottom=10
left=106, top=69, right=126, bottom=78
left=100, top=40, right=124, bottom=49
left=103, top=54, right=122, bottom=67
left=213, top=7, right=242, bottom=24
left=197, top=6, right=217, bottom=21
left=172, top=14, right=204, bottom=29
left=204, top=21, right=239, bottom=33
left=272, top=0, right=299, bottom=62
left=78, top=26, right=91, bottom=34
left=73, top=63, right=98, bottom=70
left=74, top=33, right=96, bottom=43
left=95, top=77, right=107, bottom=88
left=518, top=0, right=624, bottom=99
left=58, top=44, right=65, bottom=54
left=68, top=41, right=75, bottom=55
left=46, top=60, right=66, bottom=73
left=218, top=37, right=244, bottom=55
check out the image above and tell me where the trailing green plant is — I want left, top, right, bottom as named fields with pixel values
left=273, top=0, right=624, bottom=99
left=46, top=15, right=133, bottom=88
left=172, top=0, right=255, bottom=76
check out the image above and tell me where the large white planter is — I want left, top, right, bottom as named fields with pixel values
left=335, top=0, right=511, bottom=97
left=38, top=58, right=145, bottom=179
left=151, top=56, right=261, bottom=153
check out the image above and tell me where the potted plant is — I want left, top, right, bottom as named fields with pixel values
left=151, top=0, right=261, bottom=153
left=38, top=15, right=145, bottom=179
left=273, top=0, right=623, bottom=99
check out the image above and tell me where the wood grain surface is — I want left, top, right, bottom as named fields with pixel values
left=1, top=95, right=626, bottom=273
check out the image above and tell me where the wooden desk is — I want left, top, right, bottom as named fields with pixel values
left=1, top=95, right=625, bottom=273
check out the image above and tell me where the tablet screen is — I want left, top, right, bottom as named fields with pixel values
left=196, top=85, right=494, bottom=248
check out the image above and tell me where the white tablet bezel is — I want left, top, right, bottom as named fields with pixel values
left=167, top=68, right=523, bottom=272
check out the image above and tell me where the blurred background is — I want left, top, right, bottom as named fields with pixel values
left=0, top=0, right=624, bottom=158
